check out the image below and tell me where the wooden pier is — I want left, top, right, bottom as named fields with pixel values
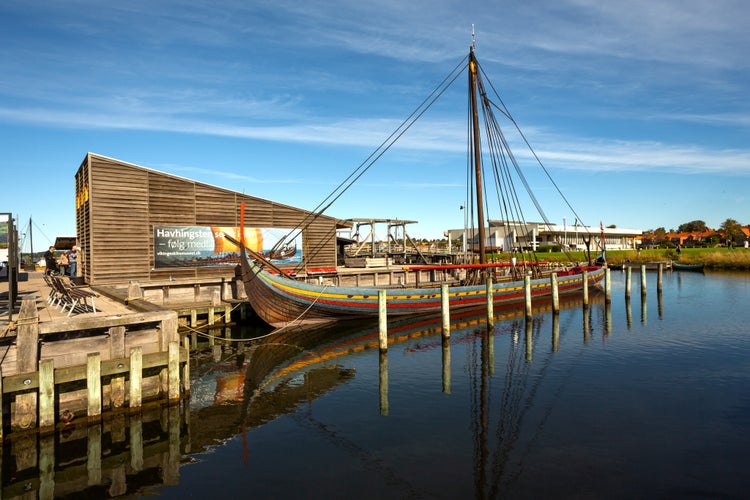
left=0, top=273, right=198, bottom=437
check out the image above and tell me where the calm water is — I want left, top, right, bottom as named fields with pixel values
left=4, top=270, right=750, bottom=498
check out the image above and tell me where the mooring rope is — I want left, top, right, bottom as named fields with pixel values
left=265, top=283, right=332, bottom=336
left=180, top=281, right=331, bottom=343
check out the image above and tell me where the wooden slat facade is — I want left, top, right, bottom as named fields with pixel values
left=75, top=153, right=341, bottom=285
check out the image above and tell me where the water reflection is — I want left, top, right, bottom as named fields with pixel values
left=441, top=337, right=451, bottom=394
left=0, top=285, right=654, bottom=498
left=379, top=351, right=388, bottom=416
left=16, top=271, right=750, bottom=498
left=2, top=402, right=187, bottom=498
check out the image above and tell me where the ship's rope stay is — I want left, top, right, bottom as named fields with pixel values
left=462, top=49, right=597, bottom=284
left=264, top=45, right=600, bottom=273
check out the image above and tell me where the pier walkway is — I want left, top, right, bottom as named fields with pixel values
left=1, top=272, right=133, bottom=332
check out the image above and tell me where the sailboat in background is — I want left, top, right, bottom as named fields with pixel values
left=237, top=40, right=605, bottom=328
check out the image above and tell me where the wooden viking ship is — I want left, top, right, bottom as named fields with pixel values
left=237, top=40, right=606, bottom=328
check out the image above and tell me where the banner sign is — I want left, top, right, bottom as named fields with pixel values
left=153, top=225, right=301, bottom=269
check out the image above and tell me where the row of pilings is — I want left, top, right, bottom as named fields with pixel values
left=377, top=264, right=665, bottom=348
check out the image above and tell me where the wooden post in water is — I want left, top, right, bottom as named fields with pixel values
left=625, top=266, right=632, bottom=299
left=87, top=352, right=102, bottom=421
left=524, top=275, right=532, bottom=320
left=38, top=359, right=55, bottom=430
left=129, top=346, right=143, bottom=410
left=110, top=325, right=126, bottom=409
left=486, top=277, right=494, bottom=327
left=441, top=284, right=450, bottom=338
left=168, top=341, right=180, bottom=400
left=551, top=273, right=559, bottom=313
left=378, top=289, right=387, bottom=351
left=15, top=298, right=39, bottom=430
left=657, top=263, right=663, bottom=293
left=641, top=264, right=647, bottom=296
left=582, top=270, right=589, bottom=308
left=605, top=268, right=612, bottom=303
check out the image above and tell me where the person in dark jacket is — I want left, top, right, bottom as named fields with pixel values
left=44, top=246, right=58, bottom=275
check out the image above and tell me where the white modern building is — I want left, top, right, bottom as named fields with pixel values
left=444, top=220, right=642, bottom=253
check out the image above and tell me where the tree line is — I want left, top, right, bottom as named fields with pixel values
left=643, top=219, right=747, bottom=247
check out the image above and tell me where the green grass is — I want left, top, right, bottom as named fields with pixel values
left=488, top=247, right=750, bottom=271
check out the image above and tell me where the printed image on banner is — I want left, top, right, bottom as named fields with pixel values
left=153, top=225, right=301, bottom=268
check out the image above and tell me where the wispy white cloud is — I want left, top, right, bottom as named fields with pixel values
left=2, top=98, right=749, bottom=179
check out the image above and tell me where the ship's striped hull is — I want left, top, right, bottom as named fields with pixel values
left=240, top=248, right=605, bottom=328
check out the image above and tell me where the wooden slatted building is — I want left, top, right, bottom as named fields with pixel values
left=74, top=153, right=344, bottom=285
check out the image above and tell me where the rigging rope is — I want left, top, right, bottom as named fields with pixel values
left=271, top=55, right=470, bottom=263
left=471, top=58, right=599, bottom=265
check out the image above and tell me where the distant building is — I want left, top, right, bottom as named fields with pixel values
left=661, top=229, right=720, bottom=246
left=444, top=220, right=642, bottom=253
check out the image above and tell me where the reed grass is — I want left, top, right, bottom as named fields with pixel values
left=489, top=247, right=750, bottom=271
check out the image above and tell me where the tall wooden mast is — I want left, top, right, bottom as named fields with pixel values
left=469, top=45, right=487, bottom=265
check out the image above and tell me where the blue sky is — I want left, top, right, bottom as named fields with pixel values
left=2, top=0, right=749, bottom=251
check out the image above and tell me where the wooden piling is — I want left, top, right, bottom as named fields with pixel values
left=168, top=341, right=180, bottom=400
left=625, top=266, right=632, bottom=299
left=17, top=298, right=39, bottom=372
left=605, top=268, right=612, bottom=303
left=657, top=263, right=663, bottom=292
left=524, top=275, right=532, bottom=320
left=87, top=353, right=102, bottom=420
left=641, top=264, right=647, bottom=296
left=129, top=346, right=143, bottom=410
left=378, top=289, right=387, bottom=351
left=16, top=298, right=39, bottom=430
left=550, top=273, right=559, bottom=313
left=486, top=277, right=494, bottom=327
left=39, top=359, right=55, bottom=430
left=110, top=325, right=126, bottom=409
left=441, top=284, right=450, bottom=338
left=582, top=270, right=589, bottom=307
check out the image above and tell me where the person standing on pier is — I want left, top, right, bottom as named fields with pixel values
left=44, top=246, right=58, bottom=275
left=68, top=245, right=79, bottom=277
left=59, top=250, right=69, bottom=276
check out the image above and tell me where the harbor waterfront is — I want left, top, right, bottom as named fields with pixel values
left=1, top=269, right=749, bottom=498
